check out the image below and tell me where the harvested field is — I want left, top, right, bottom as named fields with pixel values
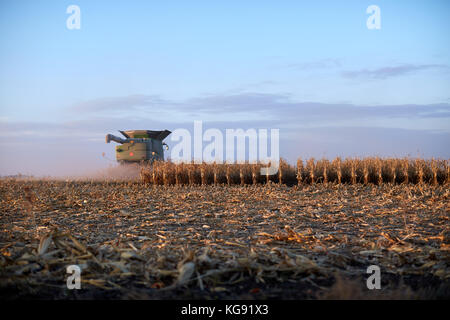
left=0, top=179, right=449, bottom=299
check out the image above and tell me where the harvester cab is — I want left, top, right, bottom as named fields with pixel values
left=106, top=129, right=171, bottom=163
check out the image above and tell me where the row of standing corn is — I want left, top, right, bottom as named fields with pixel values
left=140, top=158, right=450, bottom=185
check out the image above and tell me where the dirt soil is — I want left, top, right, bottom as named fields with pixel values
left=0, top=180, right=449, bottom=299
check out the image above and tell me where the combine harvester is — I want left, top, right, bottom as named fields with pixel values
left=106, top=130, right=171, bottom=164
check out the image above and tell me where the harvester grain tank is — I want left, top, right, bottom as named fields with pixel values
left=106, top=130, right=171, bottom=163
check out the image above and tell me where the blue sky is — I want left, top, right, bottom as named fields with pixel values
left=0, top=0, right=449, bottom=175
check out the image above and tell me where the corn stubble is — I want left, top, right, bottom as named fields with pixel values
left=1, top=179, right=449, bottom=299
left=141, top=158, right=449, bottom=186
left=1, top=157, right=448, bottom=299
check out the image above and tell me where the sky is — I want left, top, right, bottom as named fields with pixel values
left=0, top=0, right=449, bottom=176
